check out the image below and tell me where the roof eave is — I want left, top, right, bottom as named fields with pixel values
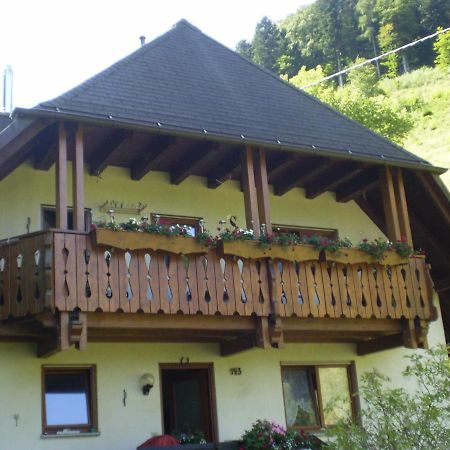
left=12, top=107, right=447, bottom=175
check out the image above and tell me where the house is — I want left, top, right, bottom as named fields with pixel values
left=0, top=19, right=449, bottom=450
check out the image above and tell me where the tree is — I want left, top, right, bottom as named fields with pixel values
left=377, top=23, right=399, bottom=77
left=289, top=65, right=412, bottom=143
left=434, top=28, right=450, bottom=68
left=375, top=0, right=421, bottom=72
left=356, top=0, right=381, bottom=76
left=327, top=346, right=450, bottom=450
left=252, top=17, right=287, bottom=73
left=235, top=40, right=254, bottom=60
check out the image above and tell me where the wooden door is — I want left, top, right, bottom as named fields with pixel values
left=161, top=368, right=214, bottom=442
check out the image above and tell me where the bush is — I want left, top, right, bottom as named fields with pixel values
left=326, top=346, right=450, bottom=450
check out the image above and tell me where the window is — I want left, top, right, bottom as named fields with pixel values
left=281, top=364, right=358, bottom=430
left=273, top=225, right=338, bottom=240
left=42, top=366, right=97, bottom=434
left=151, top=213, right=201, bottom=237
left=41, top=205, right=92, bottom=231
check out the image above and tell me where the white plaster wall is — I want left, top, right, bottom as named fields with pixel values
left=0, top=305, right=445, bottom=450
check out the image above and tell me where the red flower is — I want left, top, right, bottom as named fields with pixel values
left=90, top=223, right=97, bottom=231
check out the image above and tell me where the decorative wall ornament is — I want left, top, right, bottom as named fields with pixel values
left=99, top=200, right=147, bottom=215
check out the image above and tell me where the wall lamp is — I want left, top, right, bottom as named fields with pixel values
left=140, top=373, right=155, bottom=395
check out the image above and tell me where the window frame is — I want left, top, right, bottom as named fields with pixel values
left=280, top=363, right=359, bottom=431
left=41, top=365, right=98, bottom=435
left=151, top=213, right=202, bottom=236
left=272, top=224, right=338, bottom=240
left=41, top=204, right=92, bottom=232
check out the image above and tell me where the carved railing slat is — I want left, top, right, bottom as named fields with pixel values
left=0, top=232, right=435, bottom=325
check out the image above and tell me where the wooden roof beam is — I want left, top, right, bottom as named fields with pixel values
left=32, top=123, right=59, bottom=170
left=207, top=148, right=241, bottom=188
left=89, top=129, right=131, bottom=176
left=416, top=172, right=450, bottom=224
left=267, top=153, right=297, bottom=182
left=306, top=162, right=364, bottom=199
left=171, top=142, right=217, bottom=185
left=131, top=135, right=177, bottom=180
left=0, top=118, right=49, bottom=181
left=336, top=169, right=379, bottom=203
left=273, top=157, right=329, bottom=196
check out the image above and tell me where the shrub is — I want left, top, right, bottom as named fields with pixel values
left=326, top=346, right=450, bottom=450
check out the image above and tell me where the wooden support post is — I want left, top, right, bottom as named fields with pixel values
left=242, top=146, right=260, bottom=237
left=380, top=167, right=401, bottom=241
left=402, top=319, right=418, bottom=349
left=56, top=123, right=68, bottom=229
left=73, top=126, right=85, bottom=231
left=254, top=147, right=272, bottom=234
left=393, top=168, right=413, bottom=246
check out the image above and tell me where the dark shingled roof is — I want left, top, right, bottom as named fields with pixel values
left=35, top=19, right=429, bottom=167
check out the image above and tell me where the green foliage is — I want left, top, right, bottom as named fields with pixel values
left=346, top=58, right=383, bottom=96
left=289, top=64, right=413, bottom=143
left=326, top=346, right=450, bottom=450
left=377, top=23, right=399, bottom=77
left=252, top=17, right=288, bottom=73
left=380, top=66, right=450, bottom=188
left=329, top=87, right=413, bottom=142
left=434, top=28, right=450, bottom=68
left=235, top=40, right=254, bottom=60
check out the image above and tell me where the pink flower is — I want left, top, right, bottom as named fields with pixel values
left=90, top=223, right=97, bottom=231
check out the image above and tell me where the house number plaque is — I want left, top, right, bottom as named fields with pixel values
left=230, top=368, right=242, bottom=375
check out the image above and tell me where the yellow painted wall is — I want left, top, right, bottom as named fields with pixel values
left=0, top=300, right=445, bottom=450
left=0, top=162, right=383, bottom=242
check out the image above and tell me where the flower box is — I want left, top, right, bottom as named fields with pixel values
left=218, top=240, right=320, bottom=262
left=92, top=228, right=207, bottom=255
left=325, top=248, right=409, bottom=266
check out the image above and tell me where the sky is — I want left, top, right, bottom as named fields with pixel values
left=1, top=0, right=313, bottom=109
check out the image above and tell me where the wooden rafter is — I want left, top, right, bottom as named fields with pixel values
left=33, top=123, right=59, bottom=170
left=273, top=157, right=329, bottom=196
left=131, top=135, right=176, bottom=180
left=170, top=142, right=216, bottom=185
left=355, top=197, right=387, bottom=234
left=207, top=148, right=241, bottom=188
left=417, top=172, right=450, bottom=224
left=305, top=162, right=364, bottom=199
left=267, top=153, right=297, bottom=182
left=89, top=129, right=131, bottom=176
left=336, top=168, right=379, bottom=203
left=0, top=118, right=49, bottom=181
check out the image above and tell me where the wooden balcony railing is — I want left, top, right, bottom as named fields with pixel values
left=0, top=231, right=435, bottom=323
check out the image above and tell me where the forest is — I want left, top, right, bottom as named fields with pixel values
left=236, top=0, right=450, bottom=79
left=235, top=0, right=450, bottom=178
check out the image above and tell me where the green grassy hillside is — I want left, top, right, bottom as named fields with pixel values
left=380, top=67, right=450, bottom=188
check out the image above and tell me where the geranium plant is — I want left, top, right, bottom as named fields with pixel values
left=240, top=419, right=324, bottom=450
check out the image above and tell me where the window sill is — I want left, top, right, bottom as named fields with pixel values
left=41, top=431, right=100, bottom=439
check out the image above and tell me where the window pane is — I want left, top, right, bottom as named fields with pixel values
left=45, top=372, right=90, bottom=426
left=282, top=368, right=319, bottom=427
left=318, top=367, right=352, bottom=426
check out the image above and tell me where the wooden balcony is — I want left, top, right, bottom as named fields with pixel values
left=0, top=231, right=437, bottom=356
